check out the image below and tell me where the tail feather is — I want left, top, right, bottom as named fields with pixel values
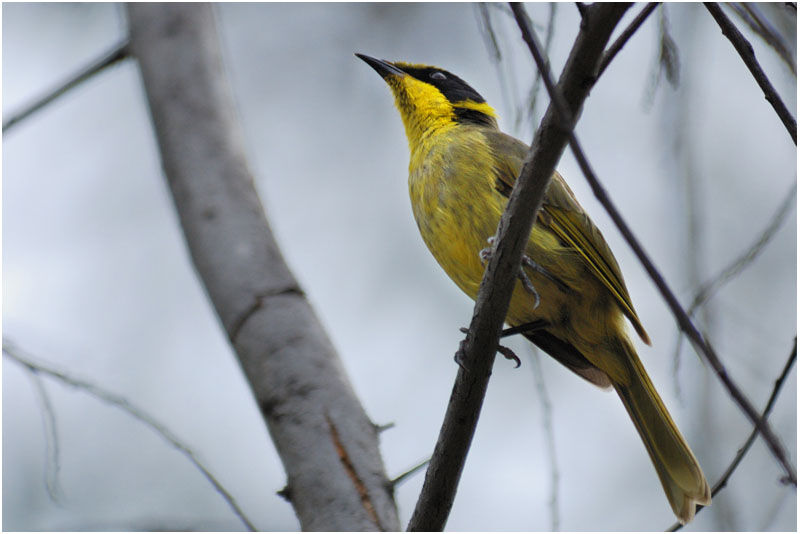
left=614, top=342, right=710, bottom=524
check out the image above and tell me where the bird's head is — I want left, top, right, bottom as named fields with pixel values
left=356, top=54, right=498, bottom=150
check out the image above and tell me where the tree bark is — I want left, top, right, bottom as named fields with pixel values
left=126, top=4, right=399, bottom=530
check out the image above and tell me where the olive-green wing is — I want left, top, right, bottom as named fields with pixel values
left=485, top=129, right=650, bottom=345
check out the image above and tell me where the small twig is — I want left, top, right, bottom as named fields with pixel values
left=516, top=0, right=797, bottom=486
left=704, top=2, right=797, bottom=145
left=672, top=181, right=796, bottom=381
left=391, top=458, right=431, bottom=488
left=3, top=339, right=258, bottom=532
left=2, top=39, right=130, bottom=132
left=28, top=371, right=64, bottom=502
left=517, top=3, right=558, bottom=132
left=688, top=181, right=796, bottom=317
left=667, top=339, right=797, bottom=532
left=598, top=2, right=660, bottom=78
left=529, top=349, right=560, bottom=531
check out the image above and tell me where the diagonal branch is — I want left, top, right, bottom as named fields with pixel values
left=125, top=4, right=399, bottom=530
left=2, top=39, right=130, bottom=132
left=406, top=4, right=631, bottom=531
left=598, top=2, right=660, bottom=78
left=667, top=339, right=797, bottom=532
left=673, top=181, right=796, bottom=393
left=3, top=339, right=258, bottom=531
left=514, top=0, right=797, bottom=486
left=704, top=2, right=797, bottom=145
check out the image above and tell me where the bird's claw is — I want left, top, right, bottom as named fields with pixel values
left=457, top=327, right=522, bottom=369
left=479, top=236, right=542, bottom=310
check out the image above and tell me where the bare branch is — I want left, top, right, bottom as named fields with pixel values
left=2, top=39, right=129, bottom=132
left=529, top=349, right=560, bottom=531
left=515, top=0, right=797, bottom=487
left=390, top=458, right=431, bottom=488
left=598, top=2, right=660, bottom=78
left=125, top=5, right=399, bottom=530
left=667, top=339, right=797, bottom=531
left=516, top=3, right=558, bottom=132
left=704, top=2, right=797, bottom=145
left=28, top=369, right=64, bottom=502
left=727, top=3, right=796, bottom=76
left=3, top=339, right=258, bottom=531
left=406, top=4, right=630, bottom=530
left=689, top=182, right=796, bottom=316
left=673, top=182, right=796, bottom=381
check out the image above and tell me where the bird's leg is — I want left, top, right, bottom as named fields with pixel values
left=457, top=327, right=522, bottom=368
left=501, top=319, right=549, bottom=338
left=479, top=236, right=545, bottom=309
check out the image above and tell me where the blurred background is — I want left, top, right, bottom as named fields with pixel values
left=3, top=3, right=796, bottom=531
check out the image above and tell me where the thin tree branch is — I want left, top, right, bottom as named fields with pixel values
left=530, top=349, right=560, bottom=531
left=727, top=3, right=796, bottom=76
left=407, top=4, right=630, bottom=530
left=28, top=369, right=64, bottom=502
left=517, top=3, right=558, bottom=132
left=704, top=2, right=797, bottom=145
left=2, top=39, right=130, bottom=132
left=688, top=181, right=796, bottom=316
left=2, top=339, right=258, bottom=532
left=598, top=2, right=660, bottom=78
left=390, top=458, right=431, bottom=488
left=125, top=5, right=399, bottom=530
left=516, top=0, right=797, bottom=487
left=672, top=181, right=796, bottom=382
left=667, top=339, right=797, bottom=532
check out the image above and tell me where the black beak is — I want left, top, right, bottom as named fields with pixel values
left=355, top=53, right=406, bottom=79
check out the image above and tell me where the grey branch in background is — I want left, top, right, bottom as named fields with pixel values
left=672, top=182, right=797, bottom=384
left=3, top=340, right=257, bottom=531
left=125, top=4, right=399, bottom=531
left=2, top=39, right=130, bottom=132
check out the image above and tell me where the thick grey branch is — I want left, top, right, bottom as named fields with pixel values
left=125, top=4, right=398, bottom=531
left=406, top=4, right=630, bottom=531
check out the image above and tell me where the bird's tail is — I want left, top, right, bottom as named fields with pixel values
left=614, top=341, right=711, bottom=524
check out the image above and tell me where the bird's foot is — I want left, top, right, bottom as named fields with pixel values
left=457, top=327, right=522, bottom=369
left=478, top=236, right=545, bottom=309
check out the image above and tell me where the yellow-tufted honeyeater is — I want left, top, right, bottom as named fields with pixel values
left=356, top=53, right=710, bottom=524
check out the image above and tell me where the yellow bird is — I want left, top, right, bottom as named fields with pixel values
left=357, top=53, right=710, bottom=524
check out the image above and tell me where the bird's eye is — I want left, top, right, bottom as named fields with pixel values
left=430, top=71, right=447, bottom=81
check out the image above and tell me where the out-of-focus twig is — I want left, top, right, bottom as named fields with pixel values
left=672, top=181, right=797, bottom=376
left=530, top=349, right=560, bottom=531
left=3, top=39, right=130, bottom=132
left=667, top=339, right=797, bottom=531
left=705, top=2, right=797, bottom=145
left=3, top=339, right=258, bottom=532
left=28, top=371, right=64, bottom=502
